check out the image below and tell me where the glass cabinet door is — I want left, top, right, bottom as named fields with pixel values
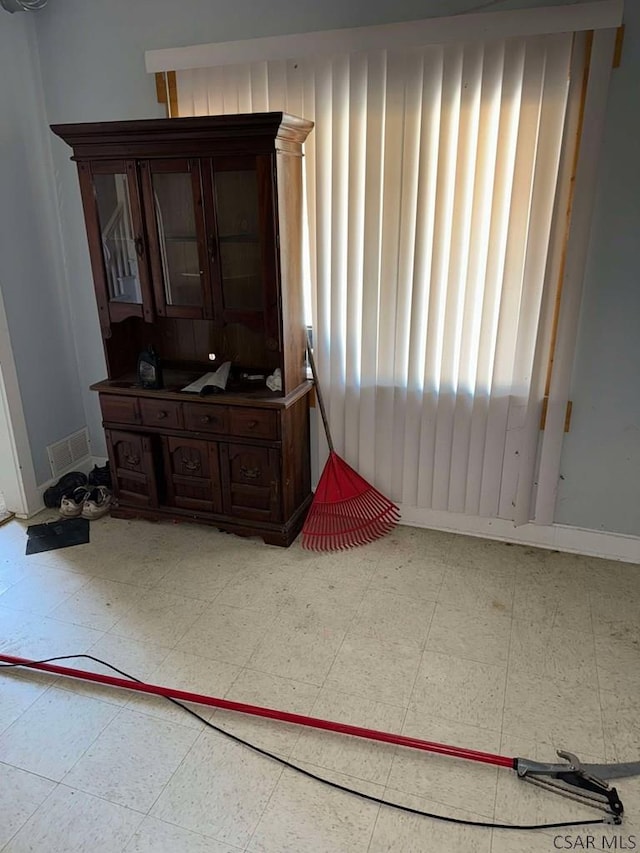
left=141, top=159, right=211, bottom=319
left=78, top=160, right=153, bottom=326
left=93, top=171, right=142, bottom=304
left=212, top=164, right=264, bottom=314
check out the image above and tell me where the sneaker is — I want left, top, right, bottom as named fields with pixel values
left=88, top=462, right=111, bottom=489
left=43, top=471, right=88, bottom=509
left=81, top=486, right=112, bottom=520
left=59, top=486, right=90, bottom=519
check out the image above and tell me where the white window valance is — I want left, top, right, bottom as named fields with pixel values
left=145, top=1, right=622, bottom=73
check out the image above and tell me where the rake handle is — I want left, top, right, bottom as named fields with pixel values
left=306, top=330, right=334, bottom=453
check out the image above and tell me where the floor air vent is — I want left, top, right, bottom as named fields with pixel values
left=47, top=428, right=91, bottom=478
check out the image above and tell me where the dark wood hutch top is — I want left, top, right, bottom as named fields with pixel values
left=51, top=112, right=314, bottom=160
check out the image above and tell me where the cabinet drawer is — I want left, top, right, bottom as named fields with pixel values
left=183, top=403, right=229, bottom=435
left=229, top=407, right=277, bottom=440
left=100, top=395, right=139, bottom=425
left=139, top=399, right=183, bottom=430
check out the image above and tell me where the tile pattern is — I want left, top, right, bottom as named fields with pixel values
left=0, top=512, right=638, bottom=852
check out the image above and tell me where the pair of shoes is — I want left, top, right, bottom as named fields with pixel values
left=43, top=471, right=88, bottom=508
left=60, top=486, right=112, bottom=520
left=88, top=462, right=111, bottom=489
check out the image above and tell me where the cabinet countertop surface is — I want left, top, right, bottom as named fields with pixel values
left=91, top=373, right=313, bottom=409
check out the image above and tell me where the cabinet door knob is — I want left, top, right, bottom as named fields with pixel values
left=125, top=454, right=140, bottom=467
left=134, top=236, right=144, bottom=258
left=182, top=459, right=201, bottom=472
left=156, top=410, right=168, bottom=419
left=240, top=466, right=261, bottom=480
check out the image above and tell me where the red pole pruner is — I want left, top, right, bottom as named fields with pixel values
left=1, top=653, right=636, bottom=824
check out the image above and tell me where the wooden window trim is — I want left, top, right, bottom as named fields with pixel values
left=542, top=23, right=623, bottom=432
left=154, top=71, right=179, bottom=118
left=540, top=31, right=594, bottom=433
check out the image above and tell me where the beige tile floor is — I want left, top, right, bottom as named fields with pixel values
left=0, top=511, right=639, bottom=852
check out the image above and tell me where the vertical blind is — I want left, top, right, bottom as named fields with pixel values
left=176, top=32, right=578, bottom=522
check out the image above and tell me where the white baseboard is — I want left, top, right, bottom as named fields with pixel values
left=19, top=466, right=639, bottom=563
left=399, top=505, right=640, bottom=564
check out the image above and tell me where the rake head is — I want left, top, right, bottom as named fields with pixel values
left=301, top=451, right=400, bottom=551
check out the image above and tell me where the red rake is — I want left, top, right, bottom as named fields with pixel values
left=302, top=336, right=400, bottom=551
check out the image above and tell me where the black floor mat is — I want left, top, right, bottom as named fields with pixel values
left=25, top=518, right=90, bottom=554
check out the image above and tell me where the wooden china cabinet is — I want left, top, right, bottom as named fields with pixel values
left=52, top=113, right=314, bottom=546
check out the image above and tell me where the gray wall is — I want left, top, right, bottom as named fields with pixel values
left=554, top=0, right=640, bottom=537
left=30, top=0, right=639, bottom=535
left=0, top=13, right=85, bottom=485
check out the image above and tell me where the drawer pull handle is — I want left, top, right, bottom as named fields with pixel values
left=247, top=420, right=258, bottom=429
left=156, top=410, right=168, bottom=419
left=240, top=466, right=261, bottom=480
left=200, top=415, right=212, bottom=424
left=182, top=459, right=201, bottom=472
left=125, top=454, right=140, bottom=467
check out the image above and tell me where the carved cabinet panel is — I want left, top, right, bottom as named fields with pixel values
left=221, top=444, right=280, bottom=522
left=162, top=436, right=222, bottom=514
left=106, top=429, right=158, bottom=508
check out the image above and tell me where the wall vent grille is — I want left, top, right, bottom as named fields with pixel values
left=47, top=428, right=91, bottom=478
